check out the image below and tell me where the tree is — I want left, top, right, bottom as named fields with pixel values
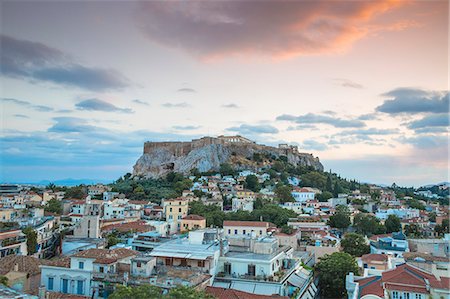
left=328, top=205, right=351, bottom=231
left=166, top=286, right=214, bottom=299
left=274, top=184, right=294, bottom=203
left=326, top=176, right=333, bottom=192
left=22, top=227, right=37, bottom=255
left=106, top=233, right=120, bottom=248
left=301, top=171, right=327, bottom=189
left=435, top=219, right=450, bottom=236
left=64, top=186, right=85, bottom=199
left=0, top=276, right=8, bottom=286
left=353, top=213, right=386, bottom=236
left=405, top=224, right=421, bottom=237
left=44, top=198, right=62, bottom=214
left=333, top=181, right=342, bottom=197
left=245, top=175, right=261, bottom=192
left=316, top=191, right=333, bottom=202
left=385, top=215, right=401, bottom=233
left=341, top=233, right=370, bottom=257
left=108, top=285, right=162, bottom=299
left=315, top=252, right=359, bottom=298
left=219, top=163, right=235, bottom=176
left=108, top=285, right=214, bottom=299
left=428, top=212, right=436, bottom=223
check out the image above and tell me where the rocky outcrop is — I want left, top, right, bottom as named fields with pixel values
left=133, top=136, right=323, bottom=178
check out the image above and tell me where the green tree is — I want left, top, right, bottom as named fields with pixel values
left=272, top=161, right=285, bottom=172
left=385, top=215, right=401, bottom=233
left=353, top=213, right=386, bottom=236
left=301, top=171, right=327, bottom=189
left=428, top=212, right=437, bottom=222
left=108, top=285, right=162, bottom=299
left=106, top=233, right=120, bottom=248
left=405, top=224, right=421, bottom=237
left=333, top=181, right=342, bottom=197
left=245, top=175, right=261, bottom=192
left=64, top=186, right=86, bottom=199
left=341, top=233, right=370, bottom=257
left=22, top=227, right=37, bottom=255
left=0, top=276, right=8, bottom=286
left=316, top=191, right=333, bottom=202
left=328, top=205, right=351, bottom=231
left=315, top=252, right=359, bottom=298
left=274, top=184, right=294, bottom=203
left=166, top=286, right=214, bottom=299
left=44, top=198, right=62, bottom=215
left=219, top=163, right=235, bottom=176
left=435, top=219, right=450, bottom=236
left=326, top=176, right=333, bottom=192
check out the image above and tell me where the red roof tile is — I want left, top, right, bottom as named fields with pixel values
left=206, top=287, right=288, bottom=299
left=223, top=221, right=275, bottom=228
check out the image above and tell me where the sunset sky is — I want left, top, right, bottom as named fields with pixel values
left=1, top=0, right=448, bottom=186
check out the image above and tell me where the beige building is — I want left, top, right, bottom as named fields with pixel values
left=162, top=198, right=189, bottom=231
left=73, top=215, right=100, bottom=238
left=274, top=229, right=301, bottom=250
left=181, top=215, right=206, bottom=232
left=0, top=209, right=16, bottom=222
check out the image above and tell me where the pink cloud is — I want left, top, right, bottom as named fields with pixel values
left=136, top=0, right=412, bottom=59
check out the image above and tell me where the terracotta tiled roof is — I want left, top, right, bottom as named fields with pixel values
left=183, top=214, right=205, bottom=220
left=72, top=248, right=137, bottom=262
left=361, top=254, right=388, bottom=263
left=102, top=220, right=153, bottom=233
left=47, top=293, right=89, bottom=299
left=404, top=252, right=450, bottom=263
left=0, top=255, right=42, bottom=276
left=368, top=233, right=392, bottom=241
left=223, top=221, right=275, bottom=228
left=206, top=287, right=288, bottom=299
left=356, top=276, right=384, bottom=298
left=41, top=257, right=71, bottom=268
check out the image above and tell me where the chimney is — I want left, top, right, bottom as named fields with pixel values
left=14, top=263, right=19, bottom=272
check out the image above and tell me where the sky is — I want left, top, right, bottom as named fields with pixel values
left=0, top=0, right=448, bottom=186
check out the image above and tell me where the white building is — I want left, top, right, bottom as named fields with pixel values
left=291, top=188, right=315, bottom=203
left=232, top=197, right=254, bottom=212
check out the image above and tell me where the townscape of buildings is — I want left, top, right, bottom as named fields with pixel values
left=0, top=166, right=448, bottom=299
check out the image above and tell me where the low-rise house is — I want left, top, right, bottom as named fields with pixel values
left=291, top=188, right=315, bottom=203
left=404, top=252, right=450, bottom=277
left=370, top=232, right=409, bottom=258
left=232, top=197, right=254, bottom=212
left=0, top=228, right=27, bottom=257
left=358, top=254, right=392, bottom=276
left=215, top=236, right=317, bottom=298
left=408, top=234, right=450, bottom=257
left=181, top=215, right=206, bottom=232
left=0, top=255, right=43, bottom=295
left=40, top=248, right=137, bottom=298
left=346, top=263, right=450, bottom=299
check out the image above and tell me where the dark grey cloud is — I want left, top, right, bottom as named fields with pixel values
left=135, top=1, right=408, bottom=58
left=161, top=102, right=190, bottom=108
left=333, top=78, right=364, bottom=89
left=1, top=35, right=128, bottom=91
left=177, top=88, right=196, bottom=93
left=222, top=103, right=239, bottom=109
left=277, top=113, right=365, bottom=128
left=407, top=114, right=449, bottom=130
left=132, top=99, right=149, bottom=106
left=377, top=88, right=449, bottom=114
left=172, top=125, right=201, bottom=130
left=1, top=97, right=54, bottom=112
left=75, top=99, right=133, bottom=113
left=227, top=124, right=279, bottom=135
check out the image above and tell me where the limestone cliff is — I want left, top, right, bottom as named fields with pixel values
left=133, top=136, right=324, bottom=178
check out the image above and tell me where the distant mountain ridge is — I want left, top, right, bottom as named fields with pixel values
left=133, top=135, right=324, bottom=178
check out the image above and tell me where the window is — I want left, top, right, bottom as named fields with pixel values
left=259, top=230, right=263, bottom=235
left=248, top=264, right=256, bottom=276
left=48, top=277, right=54, bottom=290
left=136, top=261, right=142, bottom=268
left=363, top=263, right=368, bottom=268
left=243, top=230, right=246, bottom=235
left=224, top=262, right=231, bottom=275
left=99, top=266, right=104, bottom=273
left=79, top=261, right=84, bottom=269
left=179, top=208, right=182, bottom=212
left=170, top=208, right=172, bottom=212
left=228, top=229, right=231, bottom=234
left=415, top=294, right=422, bottom=299
left=234, top=229, right=238, bottom=235
left=392, top=291, right=399, bottom=299
left=61, top=279, right=68, bottom=294
left=198, top=260, right=205, bottom=267
left=77, top=280, right=84, bottom=295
